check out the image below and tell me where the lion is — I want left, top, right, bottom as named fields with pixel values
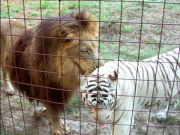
left=1, top=19, right=29, bottom=95
left=8, top=10, right=104, bottom=134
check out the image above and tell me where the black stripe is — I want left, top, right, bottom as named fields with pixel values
left=89, top=89, right=95, bottom=93
left=138, top=64, right=145, bottom=92
left=122, top=61, right=135, bottom=79
left=142, top=62, right=150, bottom=94
left=167, top=53, right=180, bottom=67
left=161, top=79, right=168, bottom=98
left=99, top=84, right=110, bottom=88
left=89, top=80, right=97, bottom=82
left=91, top=94, right=97, bottom=98
left=144, top=100, right=150, bottom=107
left=118, top=61, right=128, bottom=76
left=158, top=58, right=171, bottom=90
left=127, top=61, right=140, bottom=79
left=86, top=84, right=96, bottom=88
left=162, top=56, right=180, bottom=81
left=148, top=62, right=158, bottom=94
left=141, top=99, right=146, bottom=106
left=152, top=97, right=156, bottom=105
left=114, top=109, right=126, bottom=124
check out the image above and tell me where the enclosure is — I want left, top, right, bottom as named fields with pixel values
left=1, top=0, right=180, bottom=135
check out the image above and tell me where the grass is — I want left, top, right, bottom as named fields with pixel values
left=154, top=27, right=162, bottom=34
left=177, top=102, right=180, bottom=111
left=122, top=24, right=136, bottom=33
left=66, top=96, right=80, bottom=114
left=1, top=128, right=16, bottom=135
left=166, top=3, right=180, bottom=10
left=1, top=126, right=37, bottom=135
left=136, top=127, right=146, bottom=135
left=167, top=115, right=180, bottom=125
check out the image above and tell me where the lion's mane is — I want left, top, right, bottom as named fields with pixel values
left=8, top=10, right=99, bottom=112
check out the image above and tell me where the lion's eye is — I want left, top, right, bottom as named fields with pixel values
left=81, top=50, right=89, bottom=54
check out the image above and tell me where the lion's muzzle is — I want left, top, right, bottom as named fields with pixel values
left=94, top=56, right=104, bottom=68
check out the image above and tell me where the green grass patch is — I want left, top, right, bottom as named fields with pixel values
left=27, top=1, right=59, bottom=10
left=66, top=96, right=80, bottom=114
left=122, top=24, right=136, bottom=33
left=12, top=5, right=23, bottom=13
left=101, top=44, right=179, bottom=61
left=1, top=128, right=21, bottom=135
left=1, top=11, right=8, bottom=18
left=142, top=24, right=150, bottom=31
left=154, top=27, right=162, bottom=34
left=1, top=10, right=17, bottom=18
left=177, top=101, right=180, bottom=111
left=167, top=115, right=180, bottom=125
left=166, top=3, right=180, bottom=10
left=1, top=126, right=37, bottom=135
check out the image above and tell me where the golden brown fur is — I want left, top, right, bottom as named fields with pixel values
left=8, top=10, right=104, bottom=134
left=1, top=19, right=28, bottom=94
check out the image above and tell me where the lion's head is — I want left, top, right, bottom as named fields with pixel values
left=32, top=9, right=104, bottom=77
left=60, top=9, right=104, bottom=74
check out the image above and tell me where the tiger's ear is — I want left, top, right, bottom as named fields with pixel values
left=109, top=70, right=118, bottom=81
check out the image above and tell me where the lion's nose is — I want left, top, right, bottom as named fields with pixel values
left=96, top=59, right=104, bottom=68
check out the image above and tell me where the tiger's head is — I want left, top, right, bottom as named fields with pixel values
left=80, top=65, right=118, bottom=127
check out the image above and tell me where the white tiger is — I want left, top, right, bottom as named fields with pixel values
left=80, top=48, right=180, bottom=135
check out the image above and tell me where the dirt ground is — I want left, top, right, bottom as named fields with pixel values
left=1, top=86, right=180, bottom=135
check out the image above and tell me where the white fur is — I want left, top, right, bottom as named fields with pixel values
left=80, top=48, right=180, bottom=135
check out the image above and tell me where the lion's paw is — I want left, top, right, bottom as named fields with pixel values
left=53, top=124, right=77, bottom=135
left=5, top=89, right=15, bottom=96
left=53, top=128, right=75, bottom=135
left=34, top=106, right=47, bottom=119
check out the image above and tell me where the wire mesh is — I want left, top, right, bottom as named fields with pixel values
left=1, top=0, right=180, bottom=135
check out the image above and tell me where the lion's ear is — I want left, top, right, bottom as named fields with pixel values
left=54, top=9, right=98, bottom=49
left=109, top=70, right=118, bottom=81
left=72, top=9, right=98, bottom=37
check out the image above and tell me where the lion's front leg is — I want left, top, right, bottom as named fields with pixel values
left=3, top=74, right=15, bottom=96
left=5, top=79, right=15, bottom=95
left=45, top=105, right=71, bottom=135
